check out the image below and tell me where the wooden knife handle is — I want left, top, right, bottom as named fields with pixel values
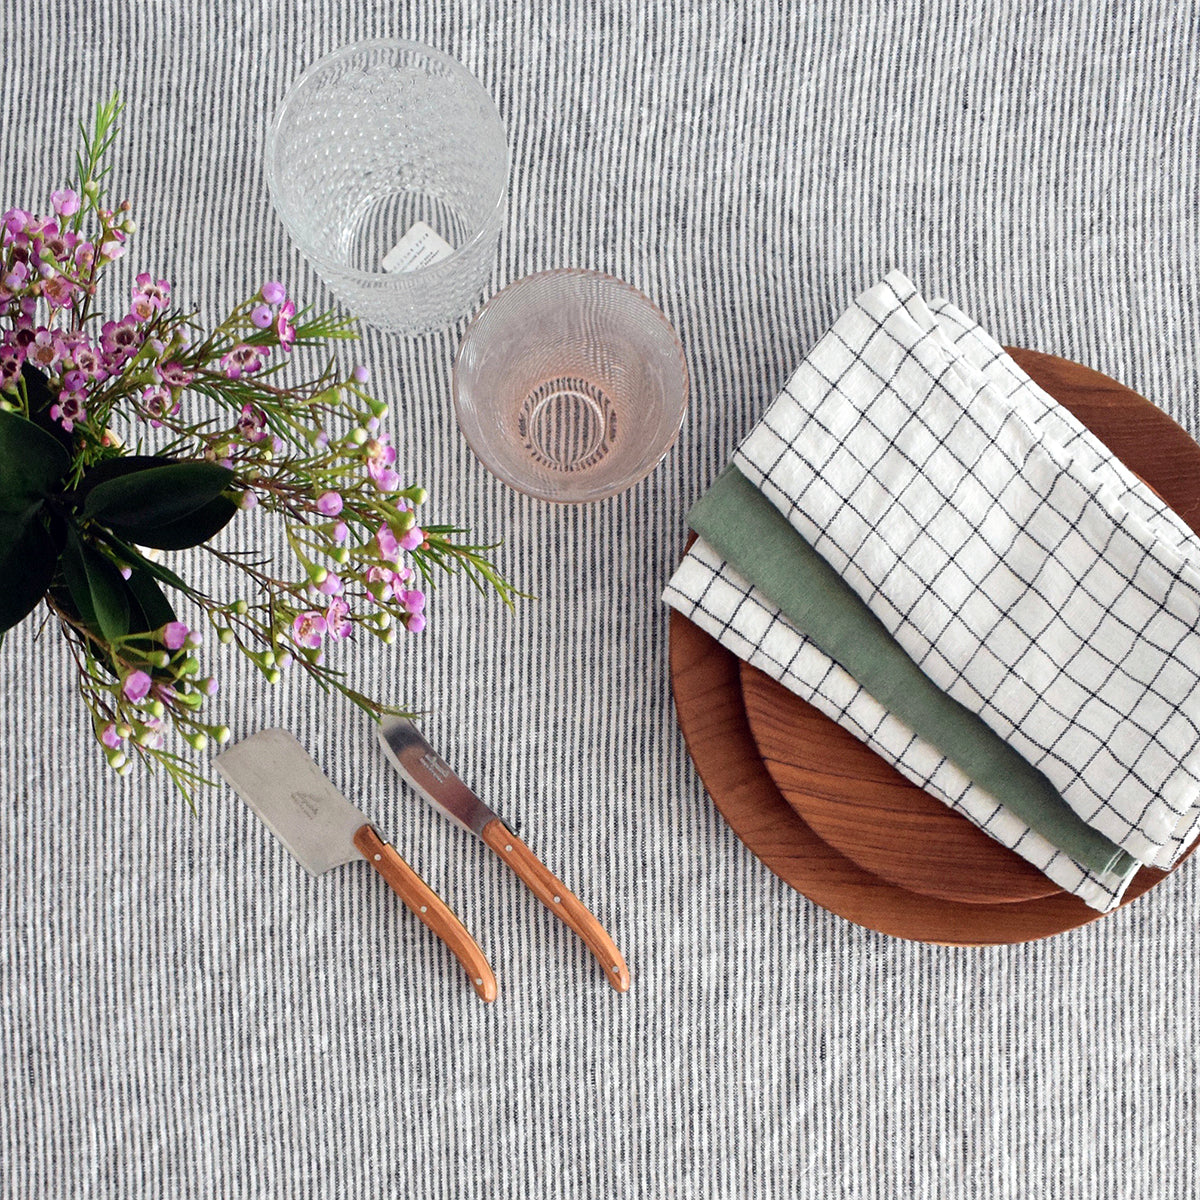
left=480, top=818, right=630, bottom=992
left=353, top=824, right=497, bottom=1003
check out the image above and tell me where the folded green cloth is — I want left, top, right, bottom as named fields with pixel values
left=688, top=464, right=1136, bottom=879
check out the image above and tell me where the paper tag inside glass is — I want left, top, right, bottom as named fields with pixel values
left=382, top=221, right=455, bottom=273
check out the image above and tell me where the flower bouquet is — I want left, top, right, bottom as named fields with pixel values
left=0, top=97, right=511, bottom=800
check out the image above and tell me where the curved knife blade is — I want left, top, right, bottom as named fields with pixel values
left=377, top=717, right=499, bottom=836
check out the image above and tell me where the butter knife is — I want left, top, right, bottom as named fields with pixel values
left=377, top=717, right=631, bottom=992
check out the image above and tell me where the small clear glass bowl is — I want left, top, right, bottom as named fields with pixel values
left=452, top=270, right=689, bottom=502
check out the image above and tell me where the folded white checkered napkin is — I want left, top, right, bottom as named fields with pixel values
left=666, top=272, right=1200, bottom=909
left=730, top=271, right=1200, bottom=872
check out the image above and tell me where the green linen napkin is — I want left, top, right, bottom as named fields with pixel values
left=689, top=464, right=1136, bottom=879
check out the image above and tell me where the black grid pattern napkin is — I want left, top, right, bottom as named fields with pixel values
left=734, top=272, right=1200, bottom=871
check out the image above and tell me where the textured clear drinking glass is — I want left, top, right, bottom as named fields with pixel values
left=453, top=270, right=689, bottom=502
left=264, top=39, right=508, bottom=336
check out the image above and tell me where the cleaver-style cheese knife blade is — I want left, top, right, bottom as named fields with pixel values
left=216, top=728, right=496, bottom=1002
left=377, top=717, right=630, bottom=992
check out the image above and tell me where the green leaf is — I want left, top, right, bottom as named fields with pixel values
left=60, top=528, right=130, bottom=643
left=106, top=493, right=240, bottom=551
left=124, top=563, right=175, bottom=633
left=0, top=504, right=59, bottom=633
left=18, top=364, right=74, bottom=456
left=74, top=454, right=176, bottom=503
left=99, top=532, right=200, bottom=597
left=0, top=407, right=71, bottom=507
left=82, top=462, right=235, bottom=528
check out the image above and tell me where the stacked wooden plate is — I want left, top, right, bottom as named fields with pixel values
left=669, top=350, right=1200, bottom=944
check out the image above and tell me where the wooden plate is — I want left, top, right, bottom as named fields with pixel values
left=740, top=660, right=1062, bottom=903
left=669, top=348, right=1200, bottom=943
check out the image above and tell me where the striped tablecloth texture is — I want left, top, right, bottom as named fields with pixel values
left=1, top=3, right=1198, bottom=1197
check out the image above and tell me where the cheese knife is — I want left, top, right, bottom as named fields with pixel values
left=377, top=717, right=630, bottom=992
left=215, top=728, right=497, bottom=1002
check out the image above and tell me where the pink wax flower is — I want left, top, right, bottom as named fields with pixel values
left=162, top=622, right=190, bottom=650
left=291, top=610, right=327, bottom=649
left=316, top=571, right=343, bottom=596
left=352, top=364, right=369, bottom=384
left=399, top=526, right=424, bottom=552
left=2, top=208, right=31, bottom=236
left=364, top=435, right=400, bottom=492
left=316, top=491, right=343, bottom=516
left=49, top=392, right=86, bottom=433
left=0, top=346, right=24, bottom=390
left=260, top=280, right=286, bottom=305
left=331, top=521, right=349, bottom=545
left=71, top=342, right=105, bottom=380
left=220, top=343, right=264, bottom=380
left=275, top=299, right=296, bottom=351
left=99, top=230, right=126, bottom=260
left=100, top=316, right=140, bottom=363
left=236, top=403, right=268, bottom=442
left=2, top=261, right=28, bottom=292
left=250, top=304, right=272, bottom=329
left=158, top=361, right=194, bottom=389
left=50, top=189, right=80, bottom=216
left=324, top=596, right=351, bottom=639
left=26, top=328, right=61, bottom=371
left=401, top=589, right=426, bottom=614
left=100, top=723, right=122, bottom=750
left=376, top=523, right=400, bottom=563
left=141, top=383, right=178, bottom=426
left=122, top=670, right=152, bottom=702
left=406, top=613, right=426, bottom=633
left=130, top=274, right=170, bottom=321
left=42, top=273, right=76, bottom=309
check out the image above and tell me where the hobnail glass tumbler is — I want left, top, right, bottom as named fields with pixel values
left=264, top=39, right=508, bottom=336
left=453, top=270, right=689, bottom=502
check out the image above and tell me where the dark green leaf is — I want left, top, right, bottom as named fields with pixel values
left=104, top=493, right=240, bottom=551
left=99, top=532, right=200, bottom=597
left=0, top=407, right=71, bottom=507
left=18, top=363, right=74, bottom=455
left=73, top=454, right=176, bottom=506
left=123, top=563, right=175, bottom=633
left=60, top=528, right=130, bottom=643
left=0, top=504, right=59, bottom=633
left=82, top=462, right=235, bottom=528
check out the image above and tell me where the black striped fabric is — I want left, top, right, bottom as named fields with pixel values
left=1, top=3, right=1198, bottom=1197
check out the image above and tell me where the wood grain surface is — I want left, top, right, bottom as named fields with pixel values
left=480, top=818, right=631, bottom=991
left=668, top=348, right=1200, bottom=944
left=353, top=824, right=498, bottom=1002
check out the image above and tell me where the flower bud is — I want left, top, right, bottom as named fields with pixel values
left=218, top=628, right=235, bottom=645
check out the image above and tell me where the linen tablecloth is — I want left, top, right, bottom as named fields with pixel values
left=1, top=3, right=1198, bottom=1198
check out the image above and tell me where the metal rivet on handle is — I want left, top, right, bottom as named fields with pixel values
left=374, top=854, right=382, bottom=861
left=420, top=905, right=428, bottom=913
left=505, top=844, right=513, bottom=852
left=553, top=895, right=561, bottom=904
left=475, top=978, right=483, bottom=986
